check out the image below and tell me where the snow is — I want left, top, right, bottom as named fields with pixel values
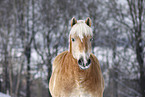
left=0, top=92, right=11, bottom=97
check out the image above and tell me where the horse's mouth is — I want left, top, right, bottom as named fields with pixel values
left=78, top=58, right=91, bottom=70
left=78, top=64, right=91, bottom=70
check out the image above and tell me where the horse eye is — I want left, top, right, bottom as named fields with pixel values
left=90, top=38, right=93, bottom=41
left=72, top=38, right=75, bottom=42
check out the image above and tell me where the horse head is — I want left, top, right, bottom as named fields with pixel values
left=69, top=17, right=93, bottom=70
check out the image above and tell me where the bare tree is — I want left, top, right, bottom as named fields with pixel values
left=127, top=1, right=145, bottom=96
left=104, top=0, right=145, bottom=96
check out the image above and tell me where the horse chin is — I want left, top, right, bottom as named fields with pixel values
left=78, top=64, right=91, bottom=70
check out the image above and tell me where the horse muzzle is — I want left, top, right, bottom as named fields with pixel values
left=78, top=57, right=91, bottom=70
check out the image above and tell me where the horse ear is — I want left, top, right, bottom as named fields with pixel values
left=71, top=17, right=77, bottom=27
left=85, top=17, right=91, bottom=27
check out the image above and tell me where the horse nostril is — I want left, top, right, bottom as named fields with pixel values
left=86, top=58, right=91, bottom=66
left=78, top=58, right=83, bottom=65
left=78, top=59, right=82, bottom=65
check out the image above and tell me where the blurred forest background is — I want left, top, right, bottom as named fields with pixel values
left=0, top=0, right=145, bottom=97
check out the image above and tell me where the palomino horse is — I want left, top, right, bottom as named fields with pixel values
left=49, top=17, right=104, bottom=97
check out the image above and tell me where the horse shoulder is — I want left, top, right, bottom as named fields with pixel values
left=49, top=51, right=68, bottom=96
left=90, top=53, right=101, bottom=69
left=52, top=51, right=68, bottom=71
left=90, top=53, right=105, bottom=91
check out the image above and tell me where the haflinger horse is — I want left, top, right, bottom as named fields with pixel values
left=49, top=17, right=104, bottom=97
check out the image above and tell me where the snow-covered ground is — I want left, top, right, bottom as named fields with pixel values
left=0, top=92, right=11, bottom=97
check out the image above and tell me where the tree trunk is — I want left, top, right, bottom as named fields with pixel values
left=9, top=61, right=13, bottom=96
left=136, top=0, right=145, bottom=96
left=0, top=80, right=1, bottom=92
left=25, top=45, right=31, bottom=97
left=136, top=23, right=145, bottom=97
left=113, top=70, right=118, bottom=97
left=127, top=0, right=145, bottom=96
left=113, top=43, right=118, bottom=97
left=4, top=45, right=10, bottom=94
left=25, top=0, right=31, bottom=96
left=47, top=63, right=52, bottom=97
left=15, top=61, right=24, bottom=97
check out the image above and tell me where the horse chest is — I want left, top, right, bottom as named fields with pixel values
left=66, top=77, right=96, bottom=97
left=70, top=85, right=92, bottom=97
left=69, top=91, right=92, bottom=97
left=69, top=85, right=97, bottom=97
